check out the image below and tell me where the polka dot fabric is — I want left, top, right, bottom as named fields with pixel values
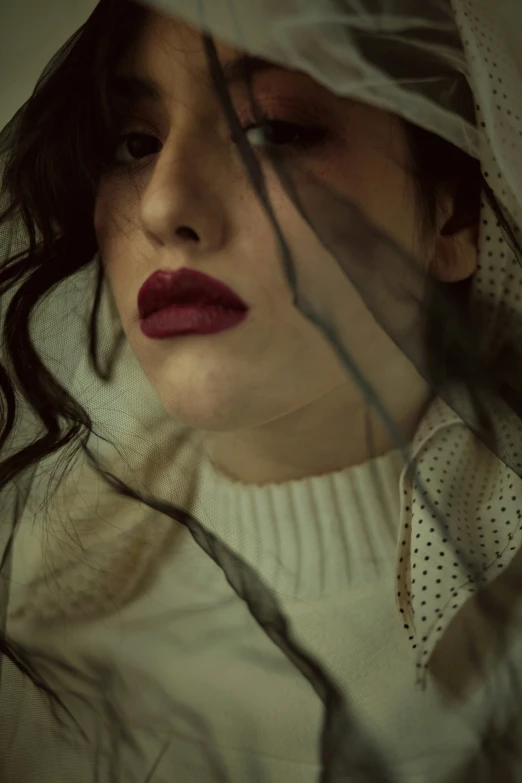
left=396, top=0, right=522, bottom=687
left=451, top=0, right=522, bottom=232
left=396, top=399, right=522, bottom=686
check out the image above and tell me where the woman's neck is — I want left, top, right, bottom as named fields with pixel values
left=204, top=381, right=433, bottom=485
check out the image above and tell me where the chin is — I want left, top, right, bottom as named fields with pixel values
left=141, top=355, right=285, bottom=433
left=158, top=389, right=255, bottom=433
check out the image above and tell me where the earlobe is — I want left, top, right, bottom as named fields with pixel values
left=432, top=223, right=479, bottom=283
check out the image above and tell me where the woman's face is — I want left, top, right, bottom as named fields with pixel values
left=94, top=11, right=475, bottom=482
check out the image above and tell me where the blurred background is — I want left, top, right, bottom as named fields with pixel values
left=0, top=0, right=97, bottom=130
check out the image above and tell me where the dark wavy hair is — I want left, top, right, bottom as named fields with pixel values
left=1, top=1, right=522, bottom=780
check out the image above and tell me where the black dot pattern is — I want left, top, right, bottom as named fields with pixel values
left=451, top=0, right=522, bottom=236
left=394, top=0, right=522, bottom=688
left=397, top=395, right=522, bottom=687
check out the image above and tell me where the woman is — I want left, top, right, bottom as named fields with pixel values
left=1, top=0, right=522, bottom=780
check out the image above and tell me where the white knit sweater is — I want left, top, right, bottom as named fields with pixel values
left=4, top=398, right=522, bottom=782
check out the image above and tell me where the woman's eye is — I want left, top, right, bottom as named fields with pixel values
left=113, top=132, right=161, bottom=165
left=110, top=120, right=326, bottom=168
left=243, top=121, right=326, bottom=152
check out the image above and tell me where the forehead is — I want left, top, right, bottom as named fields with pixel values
left=118, top=10, right=238, bottom=89
left=112, top=9, right=306, bottom=114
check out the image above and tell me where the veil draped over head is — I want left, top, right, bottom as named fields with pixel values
left=1, top=0, right=522, bottom=781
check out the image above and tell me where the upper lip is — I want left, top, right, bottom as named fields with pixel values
left=137, top=268, right=249, bottom=319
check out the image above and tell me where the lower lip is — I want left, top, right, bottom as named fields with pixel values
left=140, top=304, right=249, bottom=339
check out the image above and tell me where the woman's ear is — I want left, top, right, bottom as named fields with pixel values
left=431, top=194, right=480, bottom=283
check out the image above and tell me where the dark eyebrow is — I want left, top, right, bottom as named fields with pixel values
left=221, top=55, right=286, bottom=83
left=110, top=55, right=291, bottom=104
left=109, top=74, right=163, bottom=104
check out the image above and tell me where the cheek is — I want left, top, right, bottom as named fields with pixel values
left=273, top=181, right=410, bottom=377
left=311, top=114, right=419, bottom=257
left=94, top=178, right=140, bottom=251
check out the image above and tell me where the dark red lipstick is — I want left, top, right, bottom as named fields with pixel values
left=138, top=268, right=249, bottom=339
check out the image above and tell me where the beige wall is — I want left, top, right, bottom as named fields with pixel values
left=0, top=0, right=97, bottom=130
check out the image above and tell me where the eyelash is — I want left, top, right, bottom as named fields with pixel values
left=109, top=119, right=328, bottom=169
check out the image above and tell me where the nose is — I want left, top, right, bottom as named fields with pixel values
left=139, top=133, right=230, bottom=254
